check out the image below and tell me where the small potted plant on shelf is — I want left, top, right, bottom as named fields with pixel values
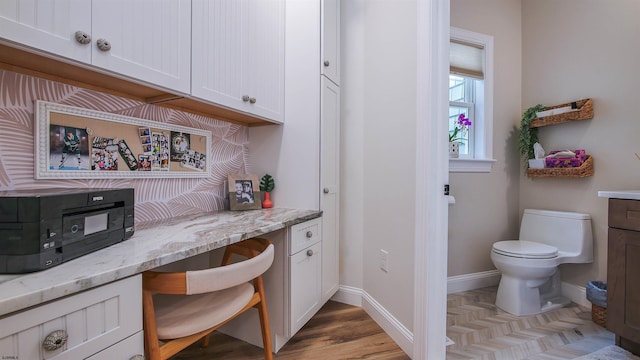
left=260, top=173, right=275, bottom=208
left=449, top=113, right=472, bottom=158
left=518, top=104, right=546, bottom=170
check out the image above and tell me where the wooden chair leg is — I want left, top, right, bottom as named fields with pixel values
left=142, top=289, right=162, bottom=360
left=201, top=333, right=211, bottom=348
left=254, top=276, right=273, bottom=360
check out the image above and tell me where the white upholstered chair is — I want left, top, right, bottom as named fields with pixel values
left=142, top=238, right=275, bottom=360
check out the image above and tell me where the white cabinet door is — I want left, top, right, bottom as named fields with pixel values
left=321, top=0, right=339, bottom=85
left=192, top=0, right=285, bottom=123
left=91, top=0, right=191, bottom=93
left=0, top=0, right=92, bottom=63
left=289, top=241, right=322, bottom=335
left=320, top=77, right=340, bottom=303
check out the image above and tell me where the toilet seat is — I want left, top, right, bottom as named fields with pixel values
left=492, top=240, right=558, bottom=259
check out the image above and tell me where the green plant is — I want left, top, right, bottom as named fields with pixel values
left=259, top=173, right=275, bottom=193
left=519, top=104, right=546, bottom=164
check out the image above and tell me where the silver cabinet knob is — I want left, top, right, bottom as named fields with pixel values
left=249, top=97, right=256, bottom=104
left=307, top=249, right=314, bottom=256
left=43, top=329, right=68, bottom=351
left=306, top=231, right=313, bottom=238
left=323, top=187, right=329, bottom=194
left=324, top=60, right=330, bottom=67
left=129, top=355, right=145, bottom=360
left=96, top=38, right=111, bottom=51
left=74, top=30, right=91, bottom=44
left=242, top=95, right=250, bottom=102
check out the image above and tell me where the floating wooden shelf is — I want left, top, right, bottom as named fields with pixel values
left=529, top=98, right=593, bottom=128
left=527, top=155, right=594, bottom=178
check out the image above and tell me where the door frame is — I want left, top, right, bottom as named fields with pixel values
left=413, top=0, right=450, bottom=358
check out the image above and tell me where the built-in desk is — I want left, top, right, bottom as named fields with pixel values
left=0, top=208, right=321, bottom=358
left=0, top=208, right=321, bottom=316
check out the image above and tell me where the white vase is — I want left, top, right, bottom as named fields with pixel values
left=449, top=141, right=460, bottom=158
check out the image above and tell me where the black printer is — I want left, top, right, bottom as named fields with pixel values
left=0, top=188, right=134, bottom=273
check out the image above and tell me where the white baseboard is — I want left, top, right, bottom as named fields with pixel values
left=447, top=270, right=501, bottom=294
left=331, top=285, right=363, bottom=307
left=561, top=281, right=589, bottom=308
left=362, top=291, right=414, bottom=358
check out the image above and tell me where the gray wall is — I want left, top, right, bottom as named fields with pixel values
left=521, top=0, right=640, bottom=286
left=448, top=0, right=522, bottom=277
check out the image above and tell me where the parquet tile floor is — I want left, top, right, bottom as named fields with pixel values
left=170, top=286, right=632, bottom=359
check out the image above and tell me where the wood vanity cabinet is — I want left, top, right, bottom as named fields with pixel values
left=607, top=198, right=640, bottom=355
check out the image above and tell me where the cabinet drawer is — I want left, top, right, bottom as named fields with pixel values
left=609, top=199, right=640, bottom=231
left=86, top=331, right=143, bottom=360
left=289, top=218, right=322, bottom=255
left=0, top=275, right=142, bottom=360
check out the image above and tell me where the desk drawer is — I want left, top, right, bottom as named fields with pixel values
left=0, top=275, right=141, bottom=360
left=289, top=218, right=322, bottom=255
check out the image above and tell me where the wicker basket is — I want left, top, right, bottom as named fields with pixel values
left=527, top=155, right=594, bottom=178
left=592, top=303, right=607, bottom=327
left=529, top=98, right=594, bottom=128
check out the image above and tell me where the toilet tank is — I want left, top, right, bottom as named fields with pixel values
left=519, top=209, right=593, bottom=263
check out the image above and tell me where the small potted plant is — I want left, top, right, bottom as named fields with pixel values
left=518, top=104, right=546, bottom=170
left=449, top=113, right=471, bottom=158
left=260, top=173, right=275, bottom=208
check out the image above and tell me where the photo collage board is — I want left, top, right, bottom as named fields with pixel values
left=36, top=101, right=211, bottom=179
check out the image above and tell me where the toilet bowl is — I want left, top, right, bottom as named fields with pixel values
left=491, top=209, right=593, bottom=316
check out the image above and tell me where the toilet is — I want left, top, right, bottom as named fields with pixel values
left=491, top=209, right=593, bottom=316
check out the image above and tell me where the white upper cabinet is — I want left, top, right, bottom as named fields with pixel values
left=0, top=0, right=92, bottom=63
left=192, top=0, right=285, bottom=123
left=91, top=0, right=191, bottom=94
left=321, top=0, right=339, bottom=85
left=0, top=0, right=191, bottom=94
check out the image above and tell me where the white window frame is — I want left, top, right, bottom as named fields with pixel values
left=449, top=27, right=496, bottom=173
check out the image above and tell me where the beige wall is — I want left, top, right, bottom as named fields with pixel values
left=448, top=0, right=522, bottom=277
left=341, top=0, right=417, bottom=329
left=521, top=0, right=640, bottom=286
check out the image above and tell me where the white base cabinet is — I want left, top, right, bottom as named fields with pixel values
left=219, top=218, right=325, bottom=352
left=0, top=275, right=143, bottom=360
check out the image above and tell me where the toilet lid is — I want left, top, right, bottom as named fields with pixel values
left=492, top=240, right=558, bottom=259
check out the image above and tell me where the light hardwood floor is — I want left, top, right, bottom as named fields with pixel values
left=170, top=287, right=629, bottom=359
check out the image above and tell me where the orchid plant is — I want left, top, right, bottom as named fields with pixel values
left=448, top=113, right=472, bottom=143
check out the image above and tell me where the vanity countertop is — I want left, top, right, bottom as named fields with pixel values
left=0, top=208, right=321, bottom=317
left=598, top=190, right=640, bottom=200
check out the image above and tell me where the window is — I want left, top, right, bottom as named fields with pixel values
left=449, top=27, right=495, bottom=173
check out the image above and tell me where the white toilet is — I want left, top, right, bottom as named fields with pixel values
left=491, top=209, right=593, bottom=316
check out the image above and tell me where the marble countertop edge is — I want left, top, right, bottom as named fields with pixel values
left=0, top=208, right=321, bottom=317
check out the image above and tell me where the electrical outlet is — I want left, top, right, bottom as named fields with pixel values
left=380, top=249, right=389, bottom=273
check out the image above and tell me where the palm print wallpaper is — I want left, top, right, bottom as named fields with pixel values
left=0, top=69, right=250, bottom=224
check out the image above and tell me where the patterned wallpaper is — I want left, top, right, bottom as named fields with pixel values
left=0, top=69, right=250, bottom=224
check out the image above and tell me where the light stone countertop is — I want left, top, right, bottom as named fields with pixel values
left=597, top=190, right=640, bottom=200
left=0, top=208, right=321, bottom=317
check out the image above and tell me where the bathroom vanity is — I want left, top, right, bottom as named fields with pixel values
left=598, top=191, right=640, bottom=355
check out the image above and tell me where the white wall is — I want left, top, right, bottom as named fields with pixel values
left=341, top=0, right=417, bottom=330
left=520, top=0, right=640, bottom=287
left=448, top=0, right=522, bottom=277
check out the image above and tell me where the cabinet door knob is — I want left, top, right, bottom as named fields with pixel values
left=307, top=249, right=314, bottom=256
left=42, top=329, right=68, bottom=351
left=323, top=187, right=330, bottom=194
left=249, top=97, right=257, bottom=104
left=306, top=231, right=313, bottom=238
left=242, top=95, right=250, bottom=102
left=74, top=30, right=91, bottom=44
left=129, top=355, right=145, bottom=360
left=96, top=38, right=111, bottom=52
left=324, top=60, right=330, bottom=67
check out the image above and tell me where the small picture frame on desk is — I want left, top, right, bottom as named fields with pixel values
left=228, top=174, right=262, bottom=211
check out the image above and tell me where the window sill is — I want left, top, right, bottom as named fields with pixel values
left=449, top=158, right=496, bottom=173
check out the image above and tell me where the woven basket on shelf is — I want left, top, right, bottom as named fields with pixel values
left=529, top=98, right=594, bottom=128
left=592, top=303, right=607, bottom=327
left=527, top=155, right=594, bottom=178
